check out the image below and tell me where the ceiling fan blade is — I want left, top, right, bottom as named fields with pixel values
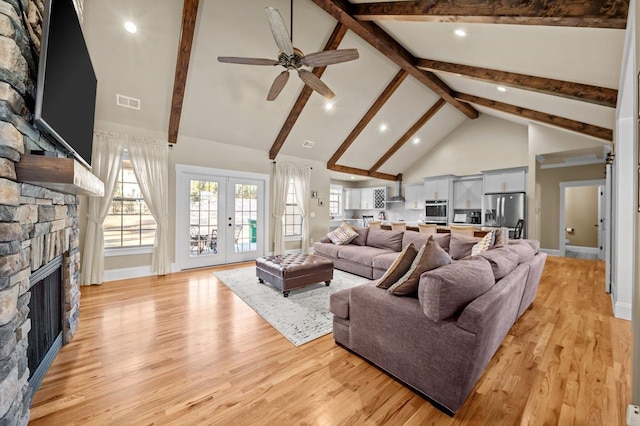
left=267, top=71, right=290, bottom=101
left=217, top=56, right=279, bottom=66
left=297, top=69, right=335, bottom=100
left=265, top=7, right=294, bottom=57
left=301, top=49, right=360, bottom=67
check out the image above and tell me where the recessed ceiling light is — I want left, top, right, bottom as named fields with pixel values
left=324, top=101, right=333, bottom=111
left=413, top=137, right=420, bottom=144
left=350, top=176, right=355, bottom=180
left=497, top=86, right=507, bottom=92
left=124, top=21, right=138, bottom=34
left=454, top=29, right=466, bottom=38
left=379, top=123, right=388, bottom=132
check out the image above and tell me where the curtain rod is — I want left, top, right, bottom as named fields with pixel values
left=94, top=130, right=167, bottom=145
left=272, top=160, right=313, bottom=169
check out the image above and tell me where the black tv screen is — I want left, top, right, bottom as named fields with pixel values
left=34, top=0, right=97, bottom=168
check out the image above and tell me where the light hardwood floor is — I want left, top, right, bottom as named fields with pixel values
left=29, top=256, right=630, bottom=425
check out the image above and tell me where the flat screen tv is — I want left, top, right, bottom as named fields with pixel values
left=34, top=0, right=97, bottom=169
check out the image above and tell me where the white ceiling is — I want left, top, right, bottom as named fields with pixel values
left=81, top=0, right=626, bottom=178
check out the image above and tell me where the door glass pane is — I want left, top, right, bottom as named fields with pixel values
left=234, top=183, right=258, bottom=253
left=189, top=180, right=218, bottom=257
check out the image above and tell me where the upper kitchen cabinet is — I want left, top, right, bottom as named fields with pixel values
left=454, top=179, right=483, bottom=210
left=344, top=188, right=360, bottom=210
left=424, top=175, right=455, bottom=201
left=483, top=168, right=527, bottom=193
left=405, top=184, right=425, bottom=210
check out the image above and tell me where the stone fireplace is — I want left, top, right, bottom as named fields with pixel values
left=0, top=1, right=84, bottom=425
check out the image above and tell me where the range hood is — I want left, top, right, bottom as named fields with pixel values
left=385, top=180, right=405, bottom=203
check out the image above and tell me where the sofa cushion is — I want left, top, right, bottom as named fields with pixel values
left=330, top=288, right=350, bottom=319
left=327, top=221, right=359, bottom=245
left=419, top=256, right=495, bottom=322
left=350, top=226, right=369, bottom=246
left=449, top=233, right=482, bottom=260
left=402, top=230, right=429, bottom=250
left=431, top=233, right=451, bottom=253
left=478, top=247, right=520, bottom=280
left=338, top=245, right=392, bottom=267
left=366, top=228, right=404, bottom=252
left=376, top=243, right=419, bottom=289
left=320, top=236, right=331, bottom=243
left=506, top=242, right=536, bottom=264
left=493, top=227, right=509, bottom=248
left=388, top=237, right=452, bottom=296
left=510, top=238, right=540, bottom=252
left=372, top=252, right=400, bottom=270
left=312, top=242, right=343, bottom=258
left=471, top=230, right=495, bottom=256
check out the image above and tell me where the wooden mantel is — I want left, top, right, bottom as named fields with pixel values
left=16, top=155, right=104, bottom=197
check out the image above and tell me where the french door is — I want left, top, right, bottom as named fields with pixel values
left=176, top=166, right=268, bottom=269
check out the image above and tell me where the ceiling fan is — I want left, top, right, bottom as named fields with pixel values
left=217, top=6, right=359, bottom=101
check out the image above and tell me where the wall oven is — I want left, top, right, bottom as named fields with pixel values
left=425, top=200, right=448, bottom=224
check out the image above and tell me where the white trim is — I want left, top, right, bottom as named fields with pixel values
left=104, top=265, right=154, bottom=282
left=614, top=300, right=632, bottom=321
left=104, top=246, right=153, bottom=257
left=559, top=179, right=605, bottom=256
left=539, top=158, right=605, bottom=169
left=540, top=248, right=562, bottom=256
left=565, top=245, right=599, bottom=255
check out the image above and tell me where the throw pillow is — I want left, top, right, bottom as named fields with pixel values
left=493, top=227, right=509, bottom=248
left=449, top=233, right=483, bottom=260
left=471, top=230, right=495, bottom=256
left=327, top=222, right=358, bottom=245
left=419, top=256, right=495, bottom=322
left=376, top=243, right=419, bottom=289
left=388, top=237, right=452, bottom=296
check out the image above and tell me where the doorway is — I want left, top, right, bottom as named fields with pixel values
left=176, top=165, right=269, bottom=269
left=559, top=179, right=605, bottom=260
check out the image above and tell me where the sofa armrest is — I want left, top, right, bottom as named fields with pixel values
left=330, top=288, right=351, bottom=319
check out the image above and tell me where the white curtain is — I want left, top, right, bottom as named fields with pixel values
left=291, top=164, right=311, bottom=254
left=127, top=139, right=170, bottom=275
left=81, top=133, right=125, bottom=285
left=272, top=163, right=290, bottom=255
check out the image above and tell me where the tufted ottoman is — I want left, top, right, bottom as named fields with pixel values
left=256, top=253, right=334, bottom=297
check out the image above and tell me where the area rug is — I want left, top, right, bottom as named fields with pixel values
left=213, top=267, right=370, bottom=346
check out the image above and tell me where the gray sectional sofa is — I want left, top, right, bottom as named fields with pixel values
left=318, top=227, right=547, bottom=415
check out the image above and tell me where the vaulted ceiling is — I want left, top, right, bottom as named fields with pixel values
left=82, top=0, right=626, bottom=181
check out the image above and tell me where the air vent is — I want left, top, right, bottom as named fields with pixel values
left=116, top=94, right=141, bottom=110
left=302, top=140, right=315, bottom=148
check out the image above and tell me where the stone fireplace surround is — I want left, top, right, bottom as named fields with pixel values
left=0, top=0, right=82, bottom=424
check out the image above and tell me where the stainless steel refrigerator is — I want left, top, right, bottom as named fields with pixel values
left=483, top=192, right=526, bottom=233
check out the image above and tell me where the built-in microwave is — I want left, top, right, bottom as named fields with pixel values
left=425, top=200, right=448, bottom=223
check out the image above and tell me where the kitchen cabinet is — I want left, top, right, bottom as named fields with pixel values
left=483, top=168, right=526, bottom=193
left=373, top=187, right=387, bottom=209
left=405, top=184, right=425, bottom=210
left=360, top=188, right=374, bottom=210
left=424, top=176, right=454, bottom=200
left=344, top=188, right=360, bottom=210
left=454, top=180, right=483, bottom=209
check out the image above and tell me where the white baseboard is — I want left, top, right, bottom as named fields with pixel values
left=104, top=265, right=154, bottom=282
left=540, top=248, right=562, bottom=256
left=565, top=245, right=599, bottom=255
left=614, top=301, right=632, bottom=321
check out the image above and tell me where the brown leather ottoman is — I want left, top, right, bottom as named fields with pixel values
left=256, top=253, right=334, bottom=297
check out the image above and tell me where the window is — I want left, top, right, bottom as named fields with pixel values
left=329, top=184, right=343, bottom=217
left=284, top=179, right=302, bottom=238
left=104, top=155, right=156, bottom=248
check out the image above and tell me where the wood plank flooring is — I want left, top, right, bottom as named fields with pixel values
left=29, top=257, right=630, bottom=425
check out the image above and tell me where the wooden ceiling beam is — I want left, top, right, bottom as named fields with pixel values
left=351, top=1, right=628, bottom=29
left=168, top=0, right=200, bottom=144
left=327, top=69, right=408, bottom=168
left=309, top=0, right=478, bottom=119
left=369, top=98, right=446, bottom=173
left=455, top=92, right=613, bottom=142
left=417, top=59, right=618, bottom=108
left=268, top=23, right=348, bottom=160
left=328, top=164, right=400, bottom=181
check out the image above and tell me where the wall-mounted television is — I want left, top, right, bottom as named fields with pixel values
left=34, top=0, right=97, bottom=169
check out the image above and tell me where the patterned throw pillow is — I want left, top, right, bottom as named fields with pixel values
left=388, top=237, right=452, bottom=296
left=493, top=227, right=509, bottom=248
left=376, top=243, right=419, bottom=289
left=327, top=221, right=359, bottom=245
left=471, top=230, right=495, bottom=256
